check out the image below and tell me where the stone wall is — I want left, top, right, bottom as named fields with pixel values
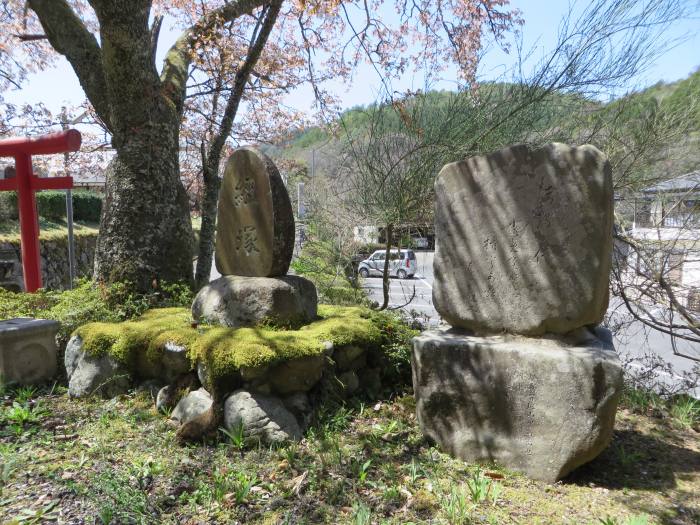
left=0, top=232, right=97, bottom=291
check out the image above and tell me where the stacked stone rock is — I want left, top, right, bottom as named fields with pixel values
left=192, top=147, right=317, bottom=328
left=412, top=143, right=623, bottom=482
left=186, top=147, right=320, bottom=444
left=63, top=148, right=382, bottom=443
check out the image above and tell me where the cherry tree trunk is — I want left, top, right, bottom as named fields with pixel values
left=94, top=114, right=194, bottom=290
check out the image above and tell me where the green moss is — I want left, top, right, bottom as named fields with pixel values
left=74, top=304, right=387, bottom=389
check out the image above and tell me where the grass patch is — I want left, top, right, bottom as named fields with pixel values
left=0, top=280, right=194, bottom=345
left=0, top=219, right=99, bottom=243
left=0, top=385, right=697, bottom=524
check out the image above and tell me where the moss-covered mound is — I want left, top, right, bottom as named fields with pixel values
left=74, top=305, right=391, bottom=394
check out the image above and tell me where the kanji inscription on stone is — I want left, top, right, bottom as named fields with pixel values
left=232, top=176, right=256, bottom=207
left=235, top=225, right=260, bottom=257
left=215, top=147, right=295, bottom=277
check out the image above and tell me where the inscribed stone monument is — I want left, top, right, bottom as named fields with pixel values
left=432, top=143, right=613, bottom=335
left=412, top=143, right=622, bottom=482
left=215, top=147, right=295, bottom=277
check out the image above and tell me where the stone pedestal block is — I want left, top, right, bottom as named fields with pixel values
left=192, top=275, right=318, bottom=328
left=433, top=143, right=613, bottom=335
left=411, top=328, right=622, bottom=482
left=0, top=318, right=59, bottom=385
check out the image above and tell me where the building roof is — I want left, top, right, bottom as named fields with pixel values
left=642, top=171, right=700, bottom=194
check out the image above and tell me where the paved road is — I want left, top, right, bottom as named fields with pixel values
left=361, top=251, right=699, bottom=396
left=360, top=251, right=441, bottom=326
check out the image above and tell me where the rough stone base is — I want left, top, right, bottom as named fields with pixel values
left=412, top=328, right=623, bottom=482
left=192, top=275, right=318, bottom=328
left=0, top=318, right=59, bottom=385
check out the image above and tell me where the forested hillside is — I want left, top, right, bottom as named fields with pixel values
left=270, top=69, right=700, bottom=190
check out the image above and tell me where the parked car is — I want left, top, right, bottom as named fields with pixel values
left=357, top=249, right=417, bottom=279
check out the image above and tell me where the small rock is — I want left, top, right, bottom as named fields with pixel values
left=66, top=336, right=130, bottom=398
left=136, top=341, right=192, bottom=383
left=267, top=355, right=325, bottom=395
left=196, top=361, right=210, bottom=387
left=333, top=345, right=366, bottom=371
left=64, top=335, right=83, bottom=379
left=162, top=342, right=192, bottom=380
left=358, top=367, right=382, bottom=396
left=282, top=392, right=312, bottom=430
left=224, top=389, right=302, bottom=445
left=172, top=388, right=215, bottom=441
left=156, top=386, right=175, bottom=413
left=138, top=380, right=162, bottom=400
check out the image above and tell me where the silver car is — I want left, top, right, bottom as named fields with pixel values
left=357, top=249, right=417, bottom=279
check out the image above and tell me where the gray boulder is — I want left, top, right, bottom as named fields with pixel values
left=192, top=275, right=318, bottom=328
left=333, top=345, right=366, bottom=371
left=282, top=392, right=313, bottom=430
left=224, top=389, right=302, bottom=445
left=338, top=370, right=360, bottom=396
left=65, top=335, right=130, bottom=398
left=412, top=328, right=623, bottom=482
left=64, top=334, right=83, bottom=379
left=156, top=385, right=176, bottom=413
left=432, top=143, right=613, bottom=335
left=136, top=341, right=192, bottom=383
left=171, top=388, right=215, bottom=441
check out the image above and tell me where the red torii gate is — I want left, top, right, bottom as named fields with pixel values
left=0, top=130, right=82, bottom=292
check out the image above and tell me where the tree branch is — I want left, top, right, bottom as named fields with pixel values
left=206, top=0, right=282, bottom=168
left=27, top=0, right=112, bottom=132
left=150, top=14, right=164, bottom=66
left=160, top=0, right=268, bottom=115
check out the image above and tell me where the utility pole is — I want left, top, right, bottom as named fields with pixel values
left=60, top=108, right=76, bottom=289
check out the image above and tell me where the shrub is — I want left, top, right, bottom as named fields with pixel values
left=71, top=191, right=103, bottom=222
left=0, top=279, right=193, bottom=345
left=291, top=240, right=367, bottom=306
left=34, top=190, right=103, bottom=222
left=369, top=309, right=419, bottom=388
left=0, top=192, right=17, bottom=221
left=36, top=191, right=68, bottom=221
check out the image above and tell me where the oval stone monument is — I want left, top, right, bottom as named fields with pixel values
left=215, top=148, right=295, bottom=277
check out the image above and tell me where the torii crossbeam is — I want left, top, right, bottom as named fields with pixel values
left=0, top=130, right=82, bottom=292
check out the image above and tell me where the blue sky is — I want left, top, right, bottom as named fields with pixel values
left=5, top=0, right=700, bottom=117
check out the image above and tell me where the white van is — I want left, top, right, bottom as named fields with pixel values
left=357, top=249, right=417, bottom=279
